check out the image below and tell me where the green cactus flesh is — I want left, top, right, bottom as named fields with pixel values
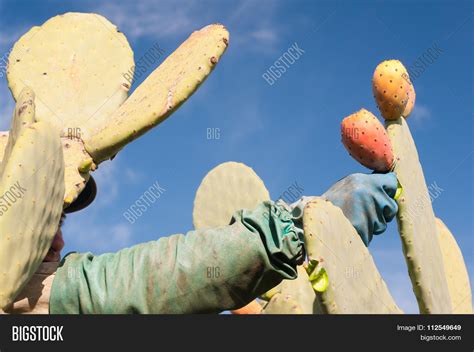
left=85, top=24, right=229, bottom=163
left=303, top=198, right=402, bottom=314
left=262, top=293, right=303, bottom=314
left=436, top=218, right=472, bottom=313
left=193, top=161, right=269, bottom=230
left=385, top=117, right=452, bottom=313
left=7, top=13, right=134, bottom=139
left=0, top=89, right=64, bottom=309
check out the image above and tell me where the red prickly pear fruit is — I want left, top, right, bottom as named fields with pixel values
left=341, top=109, right=394, bottom=172
left=403, top=81, right=416, bottom=118
left=372, top=60, right=411, bottom=120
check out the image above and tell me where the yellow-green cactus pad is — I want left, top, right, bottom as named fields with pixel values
left=7, top=13, right=134, bottom=138
left=0, top=132, right=92, bottom=206
left=193, top=161, right=269, bottom=229
left=0, top=88, right=36, bottom=175
left=86, top=24, right=229, bottom=163
left=303, top=198, right=402, bottom=314
left=385, top=117, right=452, bottom=313
left=0, top=96, right=64, bottom=309
left=262, top=293, right=303, bottom=314
left=61, top=138, right=93, bottom=207
left=436, top=218, right=472, bottom=313
left=276, top=265, right=317, bottom=313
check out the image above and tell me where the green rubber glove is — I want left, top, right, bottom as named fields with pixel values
left=49, top=201, right=304, bottom=314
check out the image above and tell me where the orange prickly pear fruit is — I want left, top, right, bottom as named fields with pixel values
left=402, top=80, right=416, bottom=118
left=341, top=109, right=394, bottom=172
left=372, top=60, right=410, bottom=120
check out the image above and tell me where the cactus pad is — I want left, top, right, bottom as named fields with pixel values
left=385, top=117, right=452, bottom=313
left=262, top=293, right=303, bottom=314
left=193, top=161, right=269, bottom=229
left=436, top=218, right=472, bottom=313
left=86, top=24, right=229, bottom=163
left=7, top=13, right=134, bottom=137
left=303, top=198, right=402, bottom=314
left=0, top=90, right=64, bottom=309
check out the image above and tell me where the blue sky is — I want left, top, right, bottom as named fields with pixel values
left=0, top=0, right=472, bottom=313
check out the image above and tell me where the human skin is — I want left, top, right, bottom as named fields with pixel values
left=43, top=229, right=64, bottom=262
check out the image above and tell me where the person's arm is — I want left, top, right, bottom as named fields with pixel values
left=49, top=201, right=304, bottom=314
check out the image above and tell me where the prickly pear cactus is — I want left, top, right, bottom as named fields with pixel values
left=261, top=266, right=317, bottom=314
left=86, top=24, right=229, bottom=163
left=8, top=13, right=134, bottom=137
left=303, top=198, right=402, bottom=314
left=3, top=13, right=229, bottom=208
left=436, top=218, right=472, bottom=313
left=0, top=88, right=64, bottom=309
left=262, top=293, right=303, bottom=314
left=193, top=162, right=270, bottom=230
left=385, top=117, right=452, bottom=313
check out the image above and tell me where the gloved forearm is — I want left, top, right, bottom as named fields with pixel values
left=49, top=201, right=304, bottom=314
left=289, top=173, right=398, bottom=246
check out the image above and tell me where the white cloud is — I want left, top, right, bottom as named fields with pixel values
left=94, top=1, right=197, bottom=40
left=0, top=92, right=14, bottom=130
left=94, top=0, right=282, bottom=54
left=63, top=214, right=134, bottom=254
left=410, top=104, right=431, bottom=122
left=92, top=159, right=120, bottom=206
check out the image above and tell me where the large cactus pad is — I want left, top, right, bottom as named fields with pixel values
left=436, top=218, right=472, bottom=313
left=303, top=198, right=402, bottom=314
left=86, top=24, right=229, bottom=163
left=385, top=117, right=452, bottom=313
left=193, top=161, right=270, bottom=230
left=0, top=89, right=64, bottom=309
left=7, top=13, right=134, bottom=138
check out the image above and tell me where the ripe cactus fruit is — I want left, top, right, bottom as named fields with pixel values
left=341, top=109, right=394, bottom=172
left=193, top=162, right=270, bottom=230
left=0, top=88, right=64, bottom=309
left=402, top=81, right=416, bottom=118
left=7, top=13, right=134, bottom=137
left=385, top=117, right=452, bottom=313
left=85, top=24, right=230, bottom=163
left=372, top=60, right=410, bottom=120
left=303, top=198, right=402, bottom=314
left=436, top=218, right=472, bottom=313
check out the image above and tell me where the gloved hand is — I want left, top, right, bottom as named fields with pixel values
left=322, top=173, right=399, bottom=246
